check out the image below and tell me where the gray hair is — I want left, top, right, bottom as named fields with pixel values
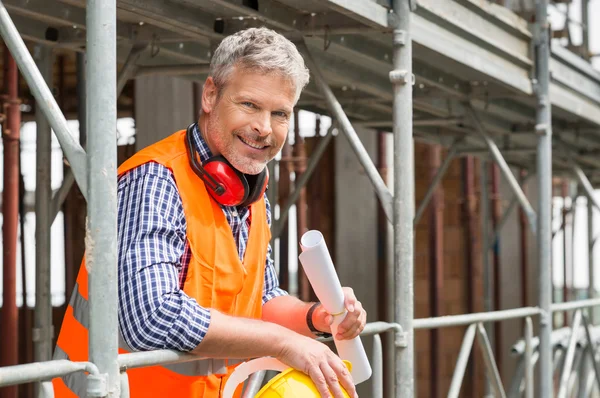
left=209, top=27, right=310, bottom=102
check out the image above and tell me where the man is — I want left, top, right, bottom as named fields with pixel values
left=53, top=27, right=366, bottom=398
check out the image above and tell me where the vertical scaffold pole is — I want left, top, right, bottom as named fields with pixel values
left=87, top=0, right=119, bottom=396
left=534, top=0, right=553, bottom=396
left=391, top=0, right=414, bottom=396
left=33, top=44, right=54, bottom=368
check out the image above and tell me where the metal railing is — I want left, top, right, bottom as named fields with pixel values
left=550, top=302, right=600, bottom=398
left=405, top=300, right=600, bottom=398
left=0, top=0, right=590, bottom=397
left=3, top=302, right=600, bottom=398
left=0, top=321, right=405, bottom=398
left=413, top=308, right=541, bottom=398
left=0, top=359, right=104, bottom=397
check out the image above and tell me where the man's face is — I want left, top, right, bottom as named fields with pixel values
left=201, top=67, right=295, bottom=175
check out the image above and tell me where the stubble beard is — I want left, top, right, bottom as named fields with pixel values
left=206, top=115, right=270, bottom=175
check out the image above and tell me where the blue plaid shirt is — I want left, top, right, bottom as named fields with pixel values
left=117, top=123, right=287, bottom=352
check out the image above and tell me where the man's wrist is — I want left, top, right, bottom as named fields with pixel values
left=306, top=302, right=332, bottom=338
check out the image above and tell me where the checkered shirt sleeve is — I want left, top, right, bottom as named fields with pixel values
left=117, top=159, right=287, bottom=352
left=117, top=162, right=211, bottom=352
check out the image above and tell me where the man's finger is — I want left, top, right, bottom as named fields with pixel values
left=331, top=358, right=357, bottom=398
left=320, top=362, right=345, bottom=398
left=308, top=367, right=331, bottom=398
left=343, top=287, right=355, bottom=295
left=338, top=309, right=367, bottom=339
left=344, top=295, right=357, bottom=313
left=338, top=322, right=360, bottom=339
left=336, top=311, right=361, bottom=334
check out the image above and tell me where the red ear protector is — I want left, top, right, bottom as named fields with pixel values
left=185, top=124, right=269, bottom=208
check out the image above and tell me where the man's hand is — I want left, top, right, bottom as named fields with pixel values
left=313, top=287, right=367, bottom=340
left=277, top=334, right=358, bottom=398
left=195, top=309, right=356, bottom=397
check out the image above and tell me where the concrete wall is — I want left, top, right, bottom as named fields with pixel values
left=334, top=127, right=379, bottom=397
left=334, top=127, right=379, bottom=325
left=499, top=166, right=539, bottom=383
left=134, top=75, right=197, bottom=150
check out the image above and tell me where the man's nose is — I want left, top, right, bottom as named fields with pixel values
left=252, top=111, right=273, bottom=137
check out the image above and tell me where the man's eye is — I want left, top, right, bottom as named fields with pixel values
left=242, top=102, right=254, bottom=108
left=273, top=111, right=287, bottom=118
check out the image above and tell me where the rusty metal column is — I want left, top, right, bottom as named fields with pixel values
left=60, top=53, right=87, bottom=297
left=307, top=116, right=321, bottom=239
left=428, top=144, right=443, bottom=398
left=64, top=52, right=87, bottom=301
left=1, top=43, right=21, bottom=398
left=490, top=163, right=502, bottom=375
left=17, top=143, right=33, bottom=398
left=480, top=159, right=493, bottom=396
left=462, top=156, right=478, bottom=397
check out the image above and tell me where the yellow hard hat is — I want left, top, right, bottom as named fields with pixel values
left=255, top=361, right=352, bottom=398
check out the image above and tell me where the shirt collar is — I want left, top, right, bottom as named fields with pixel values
left=192, top=123, right=213, bottom=163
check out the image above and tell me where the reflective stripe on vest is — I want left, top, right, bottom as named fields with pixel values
left=53, top=346, right=88, bottom=397
left=66, top=282, right=244, bottom=377
left=69, top=283, right=89, bottom=328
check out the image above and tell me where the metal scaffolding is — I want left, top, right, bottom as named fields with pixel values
left=1, top=0, right=600, bottom=397
left=534, top=1, right=553, bottom=395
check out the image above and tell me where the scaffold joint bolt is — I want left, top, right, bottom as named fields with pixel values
left=535, top=123, right=549, bottom=135
left=32, top=326, right=55, bottom=342
left=395, top=331, right=408, bottom=348
left=389, top=70, right=413, bottom=85
left=87, top=373, right=108, bottom=397
left=393, top=30, right=407, bottom=46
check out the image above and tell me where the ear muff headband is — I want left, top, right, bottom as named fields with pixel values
left=185, top=124, right=269, bottom=207
left=185, top=123, right=225, bottom=195
left=239, top=167, right=269, bottom=208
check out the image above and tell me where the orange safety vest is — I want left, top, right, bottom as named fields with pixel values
left=51, top=129, right=271, bottom=397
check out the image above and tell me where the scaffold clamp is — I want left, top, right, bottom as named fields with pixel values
left=389, top=69, right=414, bottom=85
left=395, top=330, right=408, bottom=348
left=86, top=373, right=109, bottom=397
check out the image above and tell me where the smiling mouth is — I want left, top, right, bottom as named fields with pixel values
left=238, top=135, right=268, bottom=150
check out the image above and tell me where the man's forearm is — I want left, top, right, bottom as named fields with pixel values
left=261, top=295, right=315, bottom=337
left=191, top=309, right=296, bottom=358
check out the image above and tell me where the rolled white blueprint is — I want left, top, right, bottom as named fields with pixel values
left=298, top=230, right=372, bottom=385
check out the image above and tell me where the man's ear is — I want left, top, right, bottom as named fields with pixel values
left=202, top=77, right=218, bottom=114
